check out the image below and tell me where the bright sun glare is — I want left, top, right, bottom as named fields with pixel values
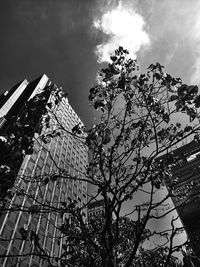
left=93, top=5, right=150, bottom=62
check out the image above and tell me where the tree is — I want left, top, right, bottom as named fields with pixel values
left=0, top=84, right=60, bottom=205
left=63, top=47, right=200, bottom=266
left=1, top=46, right=200, bottom=266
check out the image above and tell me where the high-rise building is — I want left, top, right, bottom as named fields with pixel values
left=161, top=141, right=200, bottom=257
left=0, top=75, right=88, bottom=266
left=87, top=199, right=105, bottom=221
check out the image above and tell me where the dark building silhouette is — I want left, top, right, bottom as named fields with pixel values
left=88, top=199, right=105, bottom=220
left=0, top=75, right=88, bottom=266
left=161, top=141, right=200, bottom=259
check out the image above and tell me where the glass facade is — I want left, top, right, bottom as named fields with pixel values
left=163, top=141, right=200, bottom=257
left=0, top=80, right=28, bottom=118
left=0, top=75, right=88, bottom=266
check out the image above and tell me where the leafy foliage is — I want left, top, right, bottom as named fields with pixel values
left=1, top=47, right=200, bottom=266
left=59, top=214, right=152, bottom=267
left=0, top=84, right=64, bottom=204
left=70, top=47, right=200, bottom=266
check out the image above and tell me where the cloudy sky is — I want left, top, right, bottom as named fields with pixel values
left=1, top=0, right=200, bottom=126
left=2, top=0, right=199, bottom=249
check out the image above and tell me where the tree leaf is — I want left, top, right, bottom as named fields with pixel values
left=194, top=95, right=200, bottom=108
left=169, top=95, right=178, bottom=101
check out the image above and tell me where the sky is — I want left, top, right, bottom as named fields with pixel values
left=1, top=0, right=200, bottom=126
left=1, top=0, right=199, bottom=253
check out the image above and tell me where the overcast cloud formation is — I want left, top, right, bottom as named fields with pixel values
left=137, top=0, right=200, bottom=84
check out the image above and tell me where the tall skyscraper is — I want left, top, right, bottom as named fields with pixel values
left=0, top=75, right=88, bottom=266
left=87, top=199, right=105, bottom=221
left=162, top=141, right=200, bottom=257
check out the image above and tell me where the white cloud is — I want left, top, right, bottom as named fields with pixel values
left=93, top=2, right=150, bottom=63
left=191, top=58, right=200, bottom=85
left=190, top=14, right=200, bottom=85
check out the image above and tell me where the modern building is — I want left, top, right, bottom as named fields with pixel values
left=161, top=141, right=200, bottom=257
left=87, top=198, right=113, bottom=223
left=87, top=199, right=105, bottom=220
left=0, top=75, right=88, bottom=266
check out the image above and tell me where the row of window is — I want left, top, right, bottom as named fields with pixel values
left=0, top=96, right=88, bottom=266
